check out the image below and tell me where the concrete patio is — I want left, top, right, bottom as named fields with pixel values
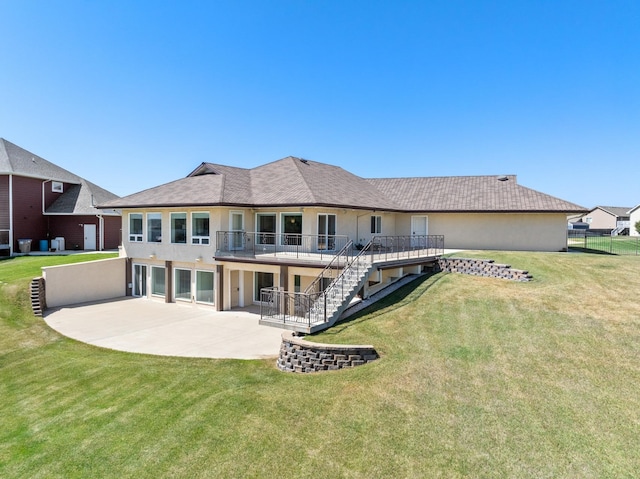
left=44, top=297, right=283, bottom=359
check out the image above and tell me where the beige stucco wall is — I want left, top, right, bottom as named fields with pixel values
left=44, top=257, right=127, bottom=308
left=426, top=212, right=569, bottom=251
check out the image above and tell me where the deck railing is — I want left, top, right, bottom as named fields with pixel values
left=366, top=235, right=445, bottom=262
left=216, top=231, right=350, bottom=260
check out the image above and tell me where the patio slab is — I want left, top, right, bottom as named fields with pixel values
left=44, top=297, right=283, bottom=359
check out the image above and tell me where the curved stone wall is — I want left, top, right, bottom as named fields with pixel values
left=277, top=331, right=378, bottom=373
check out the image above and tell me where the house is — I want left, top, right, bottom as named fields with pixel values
left=581, top=206, right=631, bottom=235
left=629, top=205, right=640, bottom=237
left=99, top=156, right=585, bottom=333
left=0, top=138, right=121, bottom=256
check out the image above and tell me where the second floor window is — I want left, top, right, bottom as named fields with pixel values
left=371, top=215, right=382, bottom=234
left=192, top=212, right=210, bottom=245
left=171, top=213, right=187, bottom=244
left=147, top=213, right=162, bottom=242
left=129, top=213, right=143, bottom=242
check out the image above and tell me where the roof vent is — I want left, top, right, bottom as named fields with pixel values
left=299, top=158, right=309, bottom=164
left=497, top=175, right=509, bottom=182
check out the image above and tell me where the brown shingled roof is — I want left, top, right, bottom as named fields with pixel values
left=367, top=175, right=585, bottom=213
left=101, top=157, right=586, bottom=213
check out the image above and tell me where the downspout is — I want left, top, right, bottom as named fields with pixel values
left=97, top=214, right=104, bottom=251
left=9, top=175, right=13, bottom=255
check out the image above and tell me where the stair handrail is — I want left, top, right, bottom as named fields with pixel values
left=303, top=240, right=355, bottom=295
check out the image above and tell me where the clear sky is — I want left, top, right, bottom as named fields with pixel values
left=1, top=0, right=638, bottom=209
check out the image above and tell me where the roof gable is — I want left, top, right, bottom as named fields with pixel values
left=0, top=138, right=81, bottom=183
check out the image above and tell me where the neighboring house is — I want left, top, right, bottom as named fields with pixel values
left=581, top=206, right=631, bottom=235
left=100, top=156, right=585, bottom=333
left=629, top=204, right=640, bottom=237
left=0, top=138, right=121, bottom=256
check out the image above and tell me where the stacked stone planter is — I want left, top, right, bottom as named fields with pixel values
left=30, top=277, right=46, bottom=317
left=278, top=331, right=378, bottom=373
left=437, top=258, right=532, bottom=281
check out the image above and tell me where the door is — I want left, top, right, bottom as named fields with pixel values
left=411, top=216, right=428, bottom=247
left=317, top=214, right=336, bottom=251
left=133, top=264, right=147, bottom=297
left=230, top=270, right=240, bottom=307
left=84, top=224, right=97, bottom=250
left=230, top=211, right=244, bottom=250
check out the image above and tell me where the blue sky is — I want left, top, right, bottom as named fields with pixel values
left=1, top=0, right=638, bottom=209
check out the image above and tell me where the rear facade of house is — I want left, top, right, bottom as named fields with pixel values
left=100, top=157, right=585, bottom=332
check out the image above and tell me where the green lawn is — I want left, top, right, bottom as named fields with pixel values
left=2, top=252, right=640, bottom=478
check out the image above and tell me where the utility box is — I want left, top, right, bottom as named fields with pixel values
left=18, top=239, right=32, bottom=253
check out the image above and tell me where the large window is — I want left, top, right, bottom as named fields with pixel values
left=174, top=269, right=191, bottom=301
left=192, top=212, right=210, bottom=245
left=196, top=270, right=214, bottom=304
left=147, top=213, right=162, bottom=242
left=256, top=213, right=276, bottom=245
left=282, top=213, right=302, bottom=245
left=129, top=213, right=143, bottom=242
left=254, top=272, right=274, bottom=301
left=371, top=215, right=382, bottom=234
left=317, top=214, right=336, bottom=250
left=151, top=266, right=165, bottom=297
left=171, top=213, right=187, bottom=244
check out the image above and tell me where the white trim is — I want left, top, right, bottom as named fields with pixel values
left=191, top=211, right=210, bottom=245
left=128, top=213, right=143, bottom=242
left=150, top=265, right=166, bottom=298
left=51, top=181, right=63, bottom=193
left=132, top=263, right=148, bottom=298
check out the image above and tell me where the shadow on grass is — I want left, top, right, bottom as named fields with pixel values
left=316, top=271, right=446, bottom=337
left=568, top=247, right=616, bottom=255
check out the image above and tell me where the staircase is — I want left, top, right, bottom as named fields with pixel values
left=306, top=255, right=374, bottom=333
left=259, top=240, right=375, bottom=333
left=30, top=277, right=46, bottom=317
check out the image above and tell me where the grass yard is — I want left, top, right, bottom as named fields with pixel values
left=1, top=252, right=640, bottom=478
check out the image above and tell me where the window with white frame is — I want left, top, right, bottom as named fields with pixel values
left=196, top=270, right=214, bottom=304
left=171, top=213, right=187, bottom=244
left=129, top=213, right=143, bottom=242
left=151, top=266, right=165, bottom=297
left=52, top=181, right=64, bottom=193
left=371, top=215, right=382, bottom=234
left=174, top=268, right=191, bottom=301
left=191, top=212, right=210, bottom=245
left=147, top=213, right=162, bottom=242
left=256, top=213, right=276, bottom=245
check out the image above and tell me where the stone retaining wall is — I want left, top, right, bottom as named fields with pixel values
left=277, top=331, right=378, bottom=373
left=437, top=258, right=532, bottom=281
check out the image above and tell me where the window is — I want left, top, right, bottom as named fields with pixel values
left=256, top=213, right=276, bottom=245
left=317, top=214, right=336, bottom=250
left=52, top=181, right=63, bottom=193
left=294, top=275, right=301, bottom=293
left=171, top=213, right=187, bottom=244
left=129, top=213, right=143, bottom=242
left=282, top=214, right=302, bottom=245
left=192, top=212, right=210, bottom=245
left=254, top=272, right=274, bottom=301
left=151, top=266, right=165, bottom=297
left=147, top=213, right=162, bottom=242
left=133, top=264, right=147, bottom=297
left=371, top=215, right=382, bottom=234
left=174, top=269, right=191, bottom=301
left=196, top=270, right=214, bottom=304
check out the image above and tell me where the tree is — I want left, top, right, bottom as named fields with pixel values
left=635, top=220, right=640, bottom=235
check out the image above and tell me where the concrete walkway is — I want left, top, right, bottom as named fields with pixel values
left=44, top=297, right=283, bottom=359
